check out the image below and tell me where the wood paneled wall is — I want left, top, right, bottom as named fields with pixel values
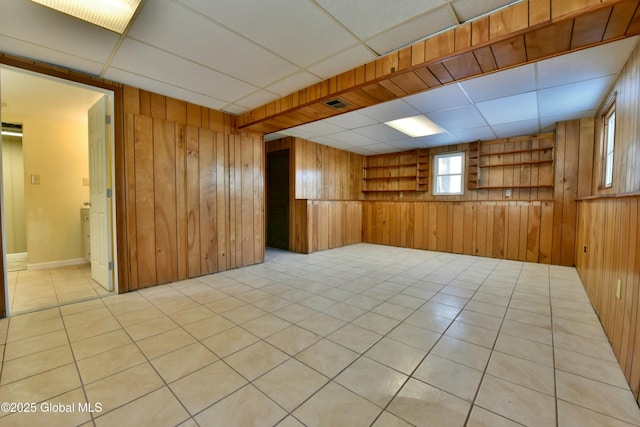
left=576, top=196, right=640, bottom=399
left=122, top=87, right=264, bottom=291
left=292, top=200, right=362, bottom=254
left=575, top=40, right=640, bottom=402
left=363, top=201, right=554, bottom=263
left=266, top=137, right=363, bottom=253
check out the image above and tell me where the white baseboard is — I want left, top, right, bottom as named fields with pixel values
left=27, top=258, right=88, bottom=271
left=6, top=252, right=28, bottom=262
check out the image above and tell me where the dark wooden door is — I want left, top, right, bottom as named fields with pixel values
left=266, top=149, right=289, bottom=249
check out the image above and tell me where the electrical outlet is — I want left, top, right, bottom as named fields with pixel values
left=31, top=174, right=40, bottom=185
left=583, top=244, right=587, bottom=254
left=505, top=189, right=512, bottom=197
left=399, top=192, right=403, bottom=198
left=616, top=279, right=622, bottom=299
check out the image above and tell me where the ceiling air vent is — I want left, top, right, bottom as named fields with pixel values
left=324, top=98, right=348, bottom=109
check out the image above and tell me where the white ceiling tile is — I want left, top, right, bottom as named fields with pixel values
left=329, top=131, right=379, bottom=146
left=360, top=143, right=403, bottom=154
left=266, top=71, right=322, bottom=97
left=110, top=39, right=257, bottom=102
left=128, top=2, right=298, bottom=88
left=537, top=76, right=614, bottom=118
left=417, top=132, right=459, bottom=147
left=315, top=0, right=446, bottom=40
left=221, top=104, right=249, bottom=114
left=0, top=35, right=105, bottom=75
left=296, top=120, right=345, bottom=136
left=366, top=4, right=458, bottom=55
left=404, top=84, right=471, bottom=113
left=353, top=123, right=409, bottom=142
left=307, top=44, right=376, bottom=79
left=0, top=0, right=119, bottom=63
left=451, top=126, right=497, bottom=143
left=281, top=127, right=320, bottom=139
left=427, top=105, right=487, bottom=131
left=177, top=0, right=358, bottom=67
left=265, top=132, right=287, bottom=141
left=103, top=68, right=227, bottom=111
left=348, top=145, right=379, bottom=155
left=491, top=119, right=540, bottom=138
left=385, top=138, right=425, bottom=150
left=361, top=99, right=420, bottom=122
left=460, top=64, right=535, bottom=102
left=536, top=37, right=639, bottom=89
left=476, top=92, right=538, bottom=125
left=234, top=90, right=280, bottom=110
left=451, top=0, right=519, bottom=22
left=539, top=111, right=595, bottom=131
left=323, top=111, right=378, bottom=129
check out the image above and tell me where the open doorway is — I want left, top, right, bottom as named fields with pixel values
left=266, top=149, right=290, bottom=250
left=0, top=66, right=117, bottom=314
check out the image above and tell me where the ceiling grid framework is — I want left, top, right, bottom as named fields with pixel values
left=0, top=0, right=639, bottom=154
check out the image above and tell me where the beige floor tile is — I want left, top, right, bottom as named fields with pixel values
left=181, top=314, right=235, bottom=340
left=62, top=306, right=115, bottom=328
left=466, top=406, right=523, bottom=427
left=419, top=301, right=463, bottom=319
left=297, top=312, right=346, bottom=336
left=205, top=296, right=247, bottom=313
left=66, top=317, right=122, bottom=343
left=202, top=326, right=260, bottom=357
left=137, top=328, right=195, bottom=359
left=555, top=347, right=629, bottom=388
left=59, top=298, right=105, bottom=316
left=335, top=357, right=407, bottom=407
left=151, top=342, right=217, bottom=383
left=225, top=341, right=289, bottom=381
left=0, top=387, right=92, bottom=427
left=499, top=319, right=552, bottom=345
left=71, top=329, right=132, bottom=361
left=4, top=329, right=68, bottom=361
left=1, top=344, right=74, bottom=385
left=328, top=324, right=382, bottom=353
left=168, top=305, right=215, bottom=326
left=95, top=387, right=190, bottom=427
left=169, top=360, right=247, bottom=415
left=365, top=337, right=425, bottom=375
left=493, top=333, right=554, bottom=367
left=556, top=370, right=640, bottom=425
left=387, top=378, right=471, bottom=427
left=557, top=400, right=639, bottom=427
left=475, top=374, right=556, bottom=427
left=553, top=317, right=608, bottom=340
left=371, top=411, right=414, bottom=427
left=322, top=302, right=366, bottom=322
left=505, top=307, right=551, bottom=328
left=371, top=302, right=414, bottom=321
left=404, top=310, right=453, bottom=333
left=77, top=343, right=146, bottom=385
left=242, top=314, right=291, bottom=339
left=266, top=325, right=321, bottom=356
left=294, top=381, right=381, bottom=427
left=124, top=316, right=178, bottom=342
left=486, top=351, right=555, bottom=396
left=352, top=312, right=400, bottom=335
left=114, top=306, right=166, bottom=327
left=387, top=323, right=440, bottom=351
left=295, top=339, right=359, bottom=378
left=456, top=310, right=503, bottom=331
left=445, top=320, right=498, bottom=348
left=196, top=384, right=287, bottom=427
left=276, top=415, right=306, bottom=426
left=553, top=331, right=618, bottom=363
left=0, top=364, right=81, bottom=406
left=413, top=353, right=483, bottom=401
left=254, top=358, right=328, bottom=412
left=432, top=336, right=491, bottom=371
left=84, top=363, right=164, bottom=413
left=7, top=315, right=64, bottom=343
left=464, top=300, right=507, bottom=318
left=222, top=305, right=268, bottom=324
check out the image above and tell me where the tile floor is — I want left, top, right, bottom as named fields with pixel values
left=0, top=243, right=638, bottom=426
left=7, top=264, right=116, bottom=314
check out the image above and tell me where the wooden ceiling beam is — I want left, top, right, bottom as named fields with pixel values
left=238, top=0, right=640, bottom=134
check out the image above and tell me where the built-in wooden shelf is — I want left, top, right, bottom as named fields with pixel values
left=363, top=149, right=429, bottom=192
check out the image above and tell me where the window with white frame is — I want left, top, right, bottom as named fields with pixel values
left=602, top=102, right=616, bottom=188
left=433, top=152, right=465, bottom=195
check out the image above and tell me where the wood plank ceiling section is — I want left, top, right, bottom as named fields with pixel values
left=237, top=0, right=640, bottom=134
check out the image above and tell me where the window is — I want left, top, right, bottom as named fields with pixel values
left=433, top=152, right=465, bottom=195
left=601, top=102, right=616, bottom=188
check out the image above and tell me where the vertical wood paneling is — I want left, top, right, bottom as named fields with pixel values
left=186, top=126, right=201, bottom=277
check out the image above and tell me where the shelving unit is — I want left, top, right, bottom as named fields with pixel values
left=362, top=149, right=429, bottom=192
left=468, top=134, right=555, bottom=190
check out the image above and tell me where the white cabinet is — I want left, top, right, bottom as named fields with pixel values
left=81, top=208, right=91, bottom=262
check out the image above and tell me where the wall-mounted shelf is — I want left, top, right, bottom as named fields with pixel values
left=363, top=149, right=429, bottom=192
left=468, top=134, right=555, bottom=190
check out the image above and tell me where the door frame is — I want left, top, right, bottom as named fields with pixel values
left=0, top=55, right=125, bottom=317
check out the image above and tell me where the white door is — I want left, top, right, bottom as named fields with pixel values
left=88, top=95, right=113, bottom=291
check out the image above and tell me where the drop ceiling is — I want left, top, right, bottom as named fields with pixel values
left=0, top=0, right=638, bottom=154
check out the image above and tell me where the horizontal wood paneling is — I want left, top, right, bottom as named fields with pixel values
left=292, top=200, right=362, bottom=254
left=123, top=88, right=264, bottom=291
left=362, top=200, right=553, bottom=263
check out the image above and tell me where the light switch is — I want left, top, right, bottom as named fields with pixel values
left=31, top=174, right=40, bottom=185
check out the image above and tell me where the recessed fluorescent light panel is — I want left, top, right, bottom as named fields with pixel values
left=31, top=0, right=141, bottom=33
left=385, top=115, right=445, bottom=137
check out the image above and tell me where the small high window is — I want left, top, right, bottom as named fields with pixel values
left=433, top=152, right=465, bottom=195
left=602, top=102, right=616, bottom=189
